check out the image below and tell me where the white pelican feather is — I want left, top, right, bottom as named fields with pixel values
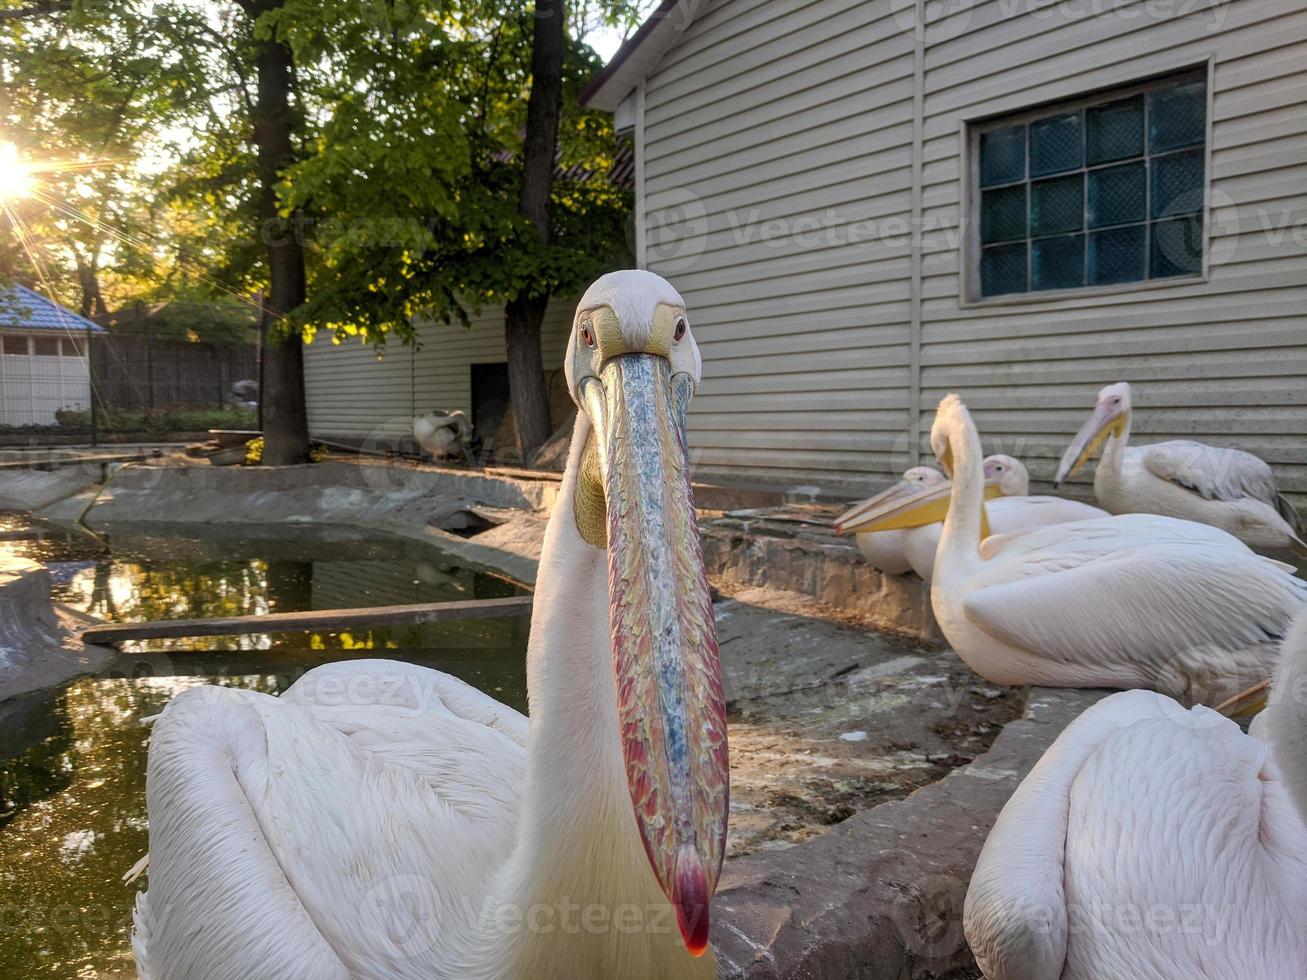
left=965, top=611, right=1307, bottom=979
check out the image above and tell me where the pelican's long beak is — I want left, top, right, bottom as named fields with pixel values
left=579, top=354, right=728, bottom=957
left=1054, top=401, right=1127, bottom=487
left=836, top=479, right=1002, bottom=535
left=834, top=479, right=925, bottom=535
left=1215, top=679, right=1270, bottom=719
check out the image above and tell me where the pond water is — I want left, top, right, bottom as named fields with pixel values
left=0, top=520, right=530, bottom=978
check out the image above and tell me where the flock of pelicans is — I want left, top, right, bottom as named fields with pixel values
left=127, top=272, right=1305, bottom=980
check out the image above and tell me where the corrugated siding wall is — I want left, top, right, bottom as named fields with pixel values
left=304, top=299, right=576, bottom=446
left=643, top=0, right=918, bottom=492
left=640, top=0, right=1306, bottom=502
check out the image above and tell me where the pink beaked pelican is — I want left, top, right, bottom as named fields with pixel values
left=131, top=271, right=728, bottom=980
left=836, top=455, right=1106, bottom=581
left=1055, top=381, right=1306, bottom=555
left=965, top=609, right=1307, bottom=979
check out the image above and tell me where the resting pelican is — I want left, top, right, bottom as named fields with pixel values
left=1055, top=381, right=1306, bottom=555
left=132, top=271, right=728, bottom=980
left=836, top=455, right=1106, bottom=582
left=835, top=465, right=946, bottom=574
left=964, top=610, right=1307, bottom=979
left=853, top=394, right=1306, bottom=702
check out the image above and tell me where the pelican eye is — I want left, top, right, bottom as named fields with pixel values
left=673, top=318, right=687, bottom=343
left=581, top=321, right=597, bottom=349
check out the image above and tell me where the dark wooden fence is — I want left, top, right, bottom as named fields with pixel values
left=89, top=335, right=258, bottom=410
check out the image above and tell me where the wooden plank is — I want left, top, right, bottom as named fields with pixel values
left=81, top=595, right=534, bottom=647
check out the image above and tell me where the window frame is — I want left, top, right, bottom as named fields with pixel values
left=1, top=334, right=31, bottom=356
left=960, top=62, right=1215, bottom=307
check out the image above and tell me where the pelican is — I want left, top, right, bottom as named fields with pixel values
left=414, top=409, right=472, bottom=462
left=132, top=271, right=728, bottom=980
left=964, top=609, right=1307, bottom=979
left=851, top=394, right=1306, bottom=703
left=1055, top=381, right=1306, bottom=555
left=835, top=465, right=946, bottom=574
left=836, top=455, right=1107, bottom=582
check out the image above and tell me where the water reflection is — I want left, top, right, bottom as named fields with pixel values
left=0, top=524, right=531, bottom=976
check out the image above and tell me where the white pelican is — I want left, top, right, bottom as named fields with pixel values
left=1055, top=381, right=1306, bottom=555
left=132, top=271, right=728, bottom=980
left=836, top=455, right=1107, bottom=582
left=852, top=394, right=1306, bottom=702
left=414, top=409, right=472, bottom=461
left=964, top=609, right=1307, bottom=979
left=835, top=465, right=946, bottom=574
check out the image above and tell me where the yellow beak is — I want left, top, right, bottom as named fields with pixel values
left=836, top=479, right=999, bottom=537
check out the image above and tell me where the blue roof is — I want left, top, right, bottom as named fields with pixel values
left=0, top=283, right=105, bottom=333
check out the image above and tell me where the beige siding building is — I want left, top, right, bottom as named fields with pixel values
left=581, top=0, right=1306, bottom=502
left=305, top=0, right=1305, bottom=503
left=304, top=300, right=576, bottom=453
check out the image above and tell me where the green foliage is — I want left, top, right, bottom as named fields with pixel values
left=1, top=0, right=647, bottom=344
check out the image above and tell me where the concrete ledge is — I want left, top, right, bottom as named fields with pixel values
left=0, top=558, right=114, bottom=701
left=711, top=687, right=1106, bottom=979
left=701, top=521, right=940, bottom=643
left=52, top=460, right=559, bottom=534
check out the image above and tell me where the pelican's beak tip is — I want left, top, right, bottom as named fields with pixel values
left=673, top=845, right=711, bottom=956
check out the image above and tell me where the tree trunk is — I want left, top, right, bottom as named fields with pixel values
left=505, top=0, right=565, bottom=463
left=505, top=292, right=552, bottom=459
left=75, top=254, right=107, bottom=320
left=247, top=0, right=310, bottom=466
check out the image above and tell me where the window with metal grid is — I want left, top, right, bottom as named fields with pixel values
left=972, top=71, right=1208, bottom=300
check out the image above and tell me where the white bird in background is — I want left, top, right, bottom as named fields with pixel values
left=964, top=610, right=1307, bottom=980
left=132, top=271, right=728, bottom=980
left=1055, top=381, right=1306, bottom=555
left=835, top=465, right=946, bottom=575
left=836, top=455, right=1107, bottom=582
left=852, top=394, right=1306, bottom=703
left=413, top=409, right=472, bottom=462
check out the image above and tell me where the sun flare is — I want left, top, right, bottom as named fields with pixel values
left=0, top=143, right=34, bottom=201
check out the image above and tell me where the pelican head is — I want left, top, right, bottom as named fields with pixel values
left=1054, top=381, right=1133, bottom=486
left=833, top=465, right=944, bottom=535
left=983, top=454, right=1028, bottom=497
left=836, top=449, right=1017, bottom=536
left=566, top=270, right=726, bottom=956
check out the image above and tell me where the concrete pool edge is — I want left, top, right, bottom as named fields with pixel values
left=20, top=459, right=942, bottom=641
left=0, top=558, right=116, bottom=703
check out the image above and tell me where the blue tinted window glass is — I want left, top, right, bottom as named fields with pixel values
left=1088, top=162, right=1146, bottom=228
left=980, top=125, right=1026, bottom=187
left=1151, top=150, right=1204, bottom=218
left=1031, top=174, right=1084, bottom=237
left=1149, top=81, right=1206, bottom=154
left=1032, top=234, right=1085, bottom=291
left=1151, top=215, right=1203, bottom=278
left=981, top=185, right=1028, bottom=244
left=1088, top=225, right=1146, bottom=285
left=1086, top=95, right=1144, bottom=165
left=981, top=243, right=1028, bottom=296
left=1030, top=112, right=1083, bottom=177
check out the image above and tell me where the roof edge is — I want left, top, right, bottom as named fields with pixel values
left=580, top=0, right=702, bottom=112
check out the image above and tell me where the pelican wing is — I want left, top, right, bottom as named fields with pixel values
left=1138, top=440, right=1279, bottom=506
left=967, top=689, right=1307, bottom=979
left=961, top=515, right=1306, bottom=690
left=965, top=690, right=1180, bottom=980
left=134, top=661, right=526, bottom=980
